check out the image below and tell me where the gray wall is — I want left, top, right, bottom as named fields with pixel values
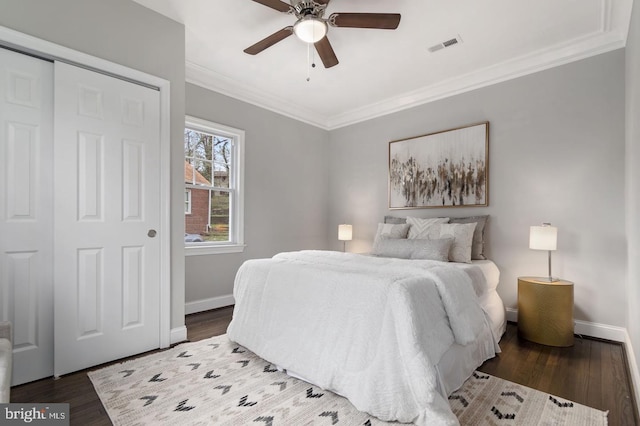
left=626, top=1, right=640, bottom=385
left=0, top=0, right=187, bottom=330
left=185, top=84, right=330, bottom=303
left=328, top=50, right=627, bottom=327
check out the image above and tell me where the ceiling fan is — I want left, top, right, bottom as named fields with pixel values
left=244, top=0, right=401, bottom=68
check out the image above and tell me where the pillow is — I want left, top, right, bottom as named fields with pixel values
left=406, top=216, right=449, bottom=239
left=383, top=215, right=407, bottom=225
left=411, top=238, right=454, bottom=261
left=372, top=223, right=410, bottom=252
left=438, top=222, right=477, bottom=263
left=449, top=215, right=488, bottom=260
left=372, top=238, right=453, bottom=261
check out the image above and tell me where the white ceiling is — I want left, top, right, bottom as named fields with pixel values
left=132, top=0, right=633, bottom=129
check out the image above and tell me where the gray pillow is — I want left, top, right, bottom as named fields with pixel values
left=384, top=215, right=407, bottom=225
left=372, top=223, right=410, bottom=253
left=384, top=215, right=488, bottom=260
left=449, top=215, right=488, bottom=260
left=372, top=238, right=453, bottom=262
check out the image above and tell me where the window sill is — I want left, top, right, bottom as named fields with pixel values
left=185, top=243, right=246, bottom=256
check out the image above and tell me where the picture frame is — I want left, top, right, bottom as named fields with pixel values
left=389, top=122, right=489, bottom=209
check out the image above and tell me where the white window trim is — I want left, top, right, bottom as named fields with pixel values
left=184, top=116, right=245, bottom=256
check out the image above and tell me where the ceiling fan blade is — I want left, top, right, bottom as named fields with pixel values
left=329, top=13, right=401, bottom=29
left=244, top=27, right=294, bottom=55
left=250, top=0, right=292, bottom=13
left=314, top=0, right=331, bottom=5
left=314, top=36, right=339, bottom=68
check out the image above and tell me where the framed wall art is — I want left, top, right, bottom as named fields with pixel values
left=389, top=122, right=489, bottom=209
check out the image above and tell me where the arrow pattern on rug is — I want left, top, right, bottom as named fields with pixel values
left=319, top=411, right=339, bottom=424
left=448, top=394, right=469, bottom=407
left=140, top=396, right=157, bottom=407
left=89, top=335, right=608, bottom=426
left=232, top=347, right=246, bottom=354
left=263, top=364, right=278, bottom=373
left=501, top=391, right=524, bottom=403
left=149, top=374, right=166, bottom=382
left=175, top=399, right=195, bottom=411
left=307, top=388, right=324, bottom=398
left=473, top=372, right=490, bottom=380
left=239, top=395, right=257, bottom=407
left=491, top=406, right=516, bottom=420
left=549, top=396, right=574, bottom=408
left=254, top=415, right=274, bottom=426
left=215, top=385, right=232, bottom=395
left=204, top=370, right=220, bottom=379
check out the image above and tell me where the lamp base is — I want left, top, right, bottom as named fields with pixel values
left=534, top=276, right=559, bottom=283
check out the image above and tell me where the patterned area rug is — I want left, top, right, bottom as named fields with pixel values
left=88, top=334, right=607, bottom=425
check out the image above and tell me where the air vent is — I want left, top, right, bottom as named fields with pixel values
left=428, top=35, right=463, bottom=53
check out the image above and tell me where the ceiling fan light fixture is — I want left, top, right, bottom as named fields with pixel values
left=293, top=17, right=328, bottom=43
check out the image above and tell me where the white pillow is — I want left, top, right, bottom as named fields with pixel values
left=439, top=222, right=477, bottom=263
left=406, top=217, right=449, bottom=239
left=372, top=238, right=453, bottom=261
left=372, top=223, right=410, bottom=252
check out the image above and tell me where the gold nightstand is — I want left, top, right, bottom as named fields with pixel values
left=517, top=277, right=574, bottom=347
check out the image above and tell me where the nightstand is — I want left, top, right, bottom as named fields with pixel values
left=517, top=277, right=574, bottom=347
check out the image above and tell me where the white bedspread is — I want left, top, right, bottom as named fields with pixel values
left=227, top=250, right=498, bottom=425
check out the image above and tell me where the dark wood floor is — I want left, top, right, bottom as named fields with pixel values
left=478, top=324, right=638, bottom=426
left=10, top=306, right=638, bottom=425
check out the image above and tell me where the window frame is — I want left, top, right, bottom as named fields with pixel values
left=184, top=116, right=245, bottom=256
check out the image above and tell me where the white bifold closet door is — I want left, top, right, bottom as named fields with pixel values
left=0, top=47, right=55, bottom=385
left=53, top=62, right=162, bottom=377
left=0, top=47, right=162, bottom=384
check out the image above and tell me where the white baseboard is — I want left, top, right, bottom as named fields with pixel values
left=170, top=325, right=187, bottom=345
left=185, top=294, right=235, bottom=315
left=505, top=307, right=627, bottom=342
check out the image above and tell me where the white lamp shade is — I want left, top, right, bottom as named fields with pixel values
left=338, top=224, right=353, bottom=241
left=529, top=225, right=557, bottom=251
left=293, top=17, right=328, bottom=43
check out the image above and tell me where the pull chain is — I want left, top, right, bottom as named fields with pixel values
left=306, top=42, right=311, bottom=81
left=306, top=42, right=316, bottom=82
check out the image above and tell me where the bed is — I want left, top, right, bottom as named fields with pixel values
left=227, top=216, right=505, bottom=425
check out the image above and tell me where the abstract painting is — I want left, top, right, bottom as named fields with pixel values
left=389, top=122, right=489, bottom=209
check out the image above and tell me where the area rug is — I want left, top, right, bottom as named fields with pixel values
left=88, top=334, right=608, bottom=425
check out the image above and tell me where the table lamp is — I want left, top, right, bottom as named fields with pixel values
left=338, top=224, right=352, bottom=252
left=529, top=223, right=558, bottom=282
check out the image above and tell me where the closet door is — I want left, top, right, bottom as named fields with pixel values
left=53, top=62, right=161, bottom=376
left=0, top=48, right=54, bottom=385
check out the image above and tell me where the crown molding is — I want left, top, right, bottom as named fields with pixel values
left=186, top=61, right=331, bottom=130
left=186, top=0, right=630, bottom=131
left=327, top=29, right=626, bottom=129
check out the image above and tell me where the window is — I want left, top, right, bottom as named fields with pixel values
left=185, top=189, right=192, bottom=214
left=184, top=116, right=244, bottom=255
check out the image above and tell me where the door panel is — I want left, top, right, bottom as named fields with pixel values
left=0, top=48, right=54, bottom=385
left=54, top=62, right=161, bottom=376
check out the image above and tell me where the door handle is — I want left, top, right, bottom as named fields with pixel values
left=147, top=229, right=157, bottom=238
